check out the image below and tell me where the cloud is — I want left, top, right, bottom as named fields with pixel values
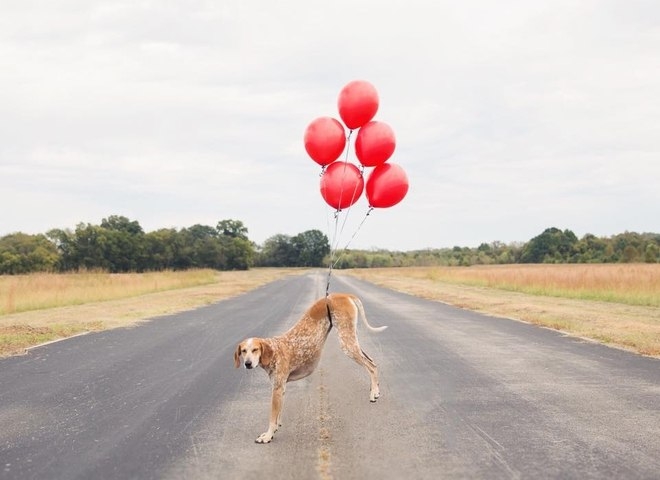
left=1, top=0, right=659, bottom=250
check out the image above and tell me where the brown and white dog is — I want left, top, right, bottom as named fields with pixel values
left=234, top=293, right=387, bottom=443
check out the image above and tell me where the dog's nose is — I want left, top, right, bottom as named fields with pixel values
left=245, top=361, right=253, bottom=369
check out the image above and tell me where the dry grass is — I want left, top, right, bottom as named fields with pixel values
left=343, top=265, right=660, bottom=357
left=422, top=264, right=660, bottom=306
left=0, top=269, right=303, bottom=357
left=0, top=270, right=219, bottom=315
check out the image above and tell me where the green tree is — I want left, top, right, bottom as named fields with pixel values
left=259, top=234, right=296, bottom=267
left=69, top=223, right=110, bottom=270
left=217, top=219, right=249, bottom=240
left=101, top=215, right=144, bottom=236
left=217, top=219, right=254, bottom=270
left=187, top=224, right=218, bottom=241
left=179, top=224, right=221, bottom=269
left=622, top=245, right=639, bottom=263
left=291, top=230, right=330, bottom=267
left=575, top=233, right=608, bottom=263
left=370, top=253, right=393, bottom=267
left=46, top=228, right=76, bottom=271
left=142, top=228, right=178, bottom=270
left=92, top=216, right=146, bottom=272
left=221, top=236, right=254, bottom=270
left=0, top=233, right=59, bottom=273
left=521, top=227, right=578, bottom=263
left=47, top=217, right=144, bottom=272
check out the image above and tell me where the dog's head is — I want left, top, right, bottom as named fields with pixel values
left=234, top=338, right=273, bottom=369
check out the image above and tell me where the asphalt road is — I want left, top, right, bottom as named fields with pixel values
left=1, top=271, right=659, bottom=479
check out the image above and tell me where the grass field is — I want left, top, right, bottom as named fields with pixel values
left=343, top=264, right=660, bottom=357
left=0, top=270, right=219, bottom=315
left=366, top=264, right=660, bottom=307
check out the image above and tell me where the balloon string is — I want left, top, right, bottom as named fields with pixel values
left=326, top=206, right=374, bottom=296
left=335, top=129, right=354, bottom=226
left=330, top=207, right=373, bottom=270
left=329, top=129, right=353, bottom=254
left=326, top=128, right=359, bottom=296
left=335, top=176, right=363, bottom=248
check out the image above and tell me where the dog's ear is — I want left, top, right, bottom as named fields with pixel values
left=259, top=340, right=273, bottom=368
left=234, top=343, right=242, bottom=368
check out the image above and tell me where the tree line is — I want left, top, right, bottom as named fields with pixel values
left=331, top=228, right=660, bottom=268
left=0, top=220, right=658, bottom=275
left=0, top=215, right=330, bottom=274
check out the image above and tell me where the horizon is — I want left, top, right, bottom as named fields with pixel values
left=3, top=215, right=657, bottom=252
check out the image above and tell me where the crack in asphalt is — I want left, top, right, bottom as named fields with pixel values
left=317, top=368, right=332, bottom=480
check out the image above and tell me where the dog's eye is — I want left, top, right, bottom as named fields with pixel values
left=241, top=349, right=247, bottom=354
left=252, top=348, right=259, bottom=353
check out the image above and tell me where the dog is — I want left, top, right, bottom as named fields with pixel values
left=234, top=293, right=387, bottom=444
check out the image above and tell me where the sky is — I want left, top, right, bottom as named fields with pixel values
left=1, top=0, right=659, bottom=251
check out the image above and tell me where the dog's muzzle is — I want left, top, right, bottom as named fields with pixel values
left=245, top=361, right=253, bottom=369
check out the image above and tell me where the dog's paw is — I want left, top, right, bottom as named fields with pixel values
left=370, top=390, right=380, bottom=402
left=255, top=432, right=274, bottom=444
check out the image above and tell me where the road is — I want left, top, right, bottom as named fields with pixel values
left=1, top=271, right=659, bottom=479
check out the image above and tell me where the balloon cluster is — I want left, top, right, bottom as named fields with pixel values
left=304, top=80, right=409, bottom=210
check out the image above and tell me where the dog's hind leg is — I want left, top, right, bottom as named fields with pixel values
left=338, top=333, right=381, bottom=402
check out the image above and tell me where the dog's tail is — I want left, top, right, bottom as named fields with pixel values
left=352, top=297, right=388, bottom=333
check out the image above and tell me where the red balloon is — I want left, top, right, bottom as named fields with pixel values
left=304, top=117, right=346, bottom=166
left=337, top=80, right=379, bottom=130
left=320, top=162, right=364, bottom=210
left=366, top=163, right=409, bottom=208
left=355, top=121, right=396, bottom=167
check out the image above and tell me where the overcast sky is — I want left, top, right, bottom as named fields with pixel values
left=1, top=1, right=658, bottom=251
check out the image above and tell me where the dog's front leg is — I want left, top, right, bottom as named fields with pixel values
left=276, top=384, right=286, bottom=430
left=256, top=381, right=284, bottom=444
